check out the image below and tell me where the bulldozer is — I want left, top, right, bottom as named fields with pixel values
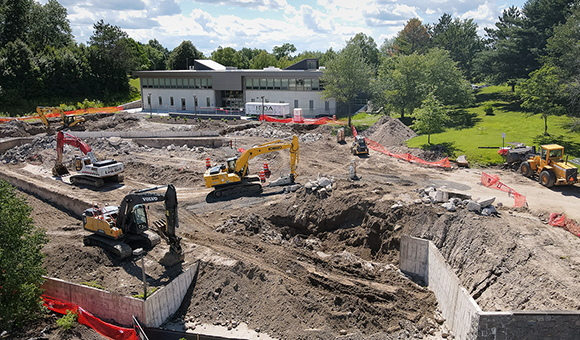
left=351, top=135, right=369, bottom=155
left=204, top=135, right=299, bottom=198
left=519, top=144, right=578, bottom=188
left=82, top=184, right=184, bottom=266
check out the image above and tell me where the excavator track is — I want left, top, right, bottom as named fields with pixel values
left=83, top=234, right=132, bottom=259
left=213, top=182, right=263, bottom=198
left=70, top=175, right=105, bottom=188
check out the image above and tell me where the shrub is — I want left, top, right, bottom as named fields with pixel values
left=56, top=310, right=78, bottom=330
left=0, top=180, right=48, bottom=331
left=483, top=103, right=494, bottom=116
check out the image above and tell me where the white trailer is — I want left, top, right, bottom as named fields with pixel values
left=245, top=102, right=290, bottom=117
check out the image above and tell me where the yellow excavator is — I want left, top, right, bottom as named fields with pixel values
left=36, top=106, right=85, bottom=130
left=204, top=135, right=299, bottom=197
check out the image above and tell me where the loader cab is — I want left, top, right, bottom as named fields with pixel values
left=540, top=144, right=564, bottom=164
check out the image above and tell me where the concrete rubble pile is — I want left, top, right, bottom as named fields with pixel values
left=227, top=126, right=323, bottom=143
left=1, top=135, right=55, bottom=164
left=417, top=186, right=499, bottom=215
left=304, top=175, right=335, bottom=197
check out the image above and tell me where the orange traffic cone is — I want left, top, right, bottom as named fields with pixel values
left=259, top=169, right=266, bottom=183
left=263, top=163, right=271, bottom=178
left=205, top=157, right=211, bottom=169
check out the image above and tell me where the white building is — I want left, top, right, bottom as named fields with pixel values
left=132, top=59, right=336, bottom=118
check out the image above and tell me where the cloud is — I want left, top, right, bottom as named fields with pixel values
left=301, top=5, right=335, bottom=33
left=192, top=0, right=287, bottom=11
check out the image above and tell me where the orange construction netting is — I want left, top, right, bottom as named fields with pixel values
left=352, top=125, right=451, bottom=168
left=480, top=172, right=527, bottom=208
left=549, top=213, right=580, bottom=238
left=42, top=295, right=138, bottom=340
left=0, top=106, right=123, bottom=124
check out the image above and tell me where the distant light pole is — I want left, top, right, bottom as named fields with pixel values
left=148, top=93, right=152, bottom=118
left=148, top=59, right=156, bottom=70
left=259, top=95, right=264, bottom=119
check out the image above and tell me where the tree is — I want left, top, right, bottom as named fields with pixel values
left=272, top=43, right=296, bottom=60
left=429, top=14, right=483, bottom=80
left=27, top=0, right=73, bottom=53
left=88, top=20, right=140, bottom=99
left=348, top=33, right=380, bottom=70
left=143, top=39, right=168, bottom=70
left=211, top=46, right=238, bottom=67
left=0, top=39, right=40, bottom=106
left=393, top=18, right=430, bottom=55
left=545, top=6, right=580, bottom=79
left=411, top=92, right=449, bottom=144
left=249, top=51, right=277, bottom=69
left=424, top=48, right=474, bottom=108
left=321, top=42, right=372, bottom=126
left=0, top=180, right=48, bottom=331
left=0, top=0, right=33, bottom=47
left=166, top=40, right=204, bottom=70
left=517, top=65, right=567, bottom=135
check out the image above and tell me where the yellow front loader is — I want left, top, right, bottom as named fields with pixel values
left=519, top=144, right=578, bottom=188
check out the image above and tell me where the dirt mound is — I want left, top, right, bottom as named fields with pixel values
left=361, top=116, right=417, bottom=146
left=0, top=119, right=46, bottom=138
left=84, top=112, right=140, bottom=131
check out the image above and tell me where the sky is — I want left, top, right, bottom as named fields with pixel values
left=40, top=0, right=527, bottom=56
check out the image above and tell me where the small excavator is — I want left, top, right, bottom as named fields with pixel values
left=82, top=184, right=184, bottom=266
left=204, top=135, right=299, bottom=197
left=52, top=131, right=124, bottom=187
left=37, top=106, right=85, bottom=131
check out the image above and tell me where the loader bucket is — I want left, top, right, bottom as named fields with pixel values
left=52, top=163, right=70, bottom=177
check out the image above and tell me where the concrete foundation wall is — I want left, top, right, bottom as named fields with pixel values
left=42, top=277, right=144, bottom=326
left=0, top=137, right=35, bottom=154
left=42, top=263, right=199, bottom=327
left=145, top=262, right=198, bottom=327
left=68, top=130, right=219, bottom=138
left=400, top=235, right=580, bottom=340
left=0, top=169, right=89, bottom=217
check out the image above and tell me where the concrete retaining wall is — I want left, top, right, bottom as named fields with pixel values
left=42, top=277, right=144, bottom=326
left=400, top=235, right=580, bottom=340
left=68, top=131, right=219, bottom=138
left=0, top=137, right=35, bottom=154
left=145, top=262, right=198, bottom=327
left=0, top=168, right=89, bottom=217
left=42, top=262, right=199, bottom=327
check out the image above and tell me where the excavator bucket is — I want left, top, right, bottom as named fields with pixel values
left=159, top=247, right=184, bottom=267
left=52, top=163, right=70, bottom=177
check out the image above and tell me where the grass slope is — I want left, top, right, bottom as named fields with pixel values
left=406, top=86, right=580, bottom=166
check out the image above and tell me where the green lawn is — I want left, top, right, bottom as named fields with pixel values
left=404, top=86, right=580, bottom=166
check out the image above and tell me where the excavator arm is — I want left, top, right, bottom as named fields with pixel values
left=235, top=135, right=299, bottom=179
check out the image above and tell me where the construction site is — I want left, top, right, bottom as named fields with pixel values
left=1, top=111, right=580, bottom=340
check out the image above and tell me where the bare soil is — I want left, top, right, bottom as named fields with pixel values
left=2, top=113, right=580, bottom=339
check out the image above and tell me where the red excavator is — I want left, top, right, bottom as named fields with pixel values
left=53, top=131, right=124, bottom=187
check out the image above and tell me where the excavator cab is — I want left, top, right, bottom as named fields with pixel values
left=227, top=158, right=237, bottom=173
left=129, top=204, right=149, bottom=233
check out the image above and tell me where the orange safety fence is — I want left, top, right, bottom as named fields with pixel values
left=549, top=213, right=580, bottom=238
left=42, top=295, right=138, bottom=340
left=259, top=115, right=343, bottom=125
left=364, top=138, right=452, bottom=168
left=480, top=172, right=527, bottom=208
left=0, top=106, right=123, bottom=124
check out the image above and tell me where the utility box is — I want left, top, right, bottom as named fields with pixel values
left=245, top=102, right=290, bottom=117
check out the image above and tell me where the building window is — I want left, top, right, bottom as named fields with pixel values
left=177, top=79, right=183, bottom=88
left=312, top=79, right=319, bottom=91
left=307, top=60, right=317, bottom=70
left=274, top=79, right=281, bottom=90
left=181, top=98, right=186, bottom=110
left=253, top=78, right=260, bottom=90
left=206, top=97, right=210, bottom=107
left=304, top=79, right=312, bottom=91
left=170, top=97, right=174, bottom=106
left=147, top=95, right=151, bottom=105
left=208, top=78, right=212, bottom=89
left=260, top=79, right=267, bottom=90
left=165, top=78, right=170, bottom=88
left=153, top=78, right=159, bottom=88
left=289, top=79, right=296, bottom=91
left=309, top=100, right=314, bottom=110
left=325, top=101, right=330, bottom=112
left=201, top=78, right=208, bottom=88
left=245, top=78, right=252, bottom=89
left=158, top=96, right=162, bottom=106
left=281, top=79, right=289, bottom=90
left=267, top=79, right=274, bottom=90
left=294, top=99, right=298, bottom=108
left=171, top=78, right=177, bottom=88
left=195, top=78, right=201, bottom=88
left=296, top=79, right=304, bottom=91
left=251, top=98, right=255, bottom=102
